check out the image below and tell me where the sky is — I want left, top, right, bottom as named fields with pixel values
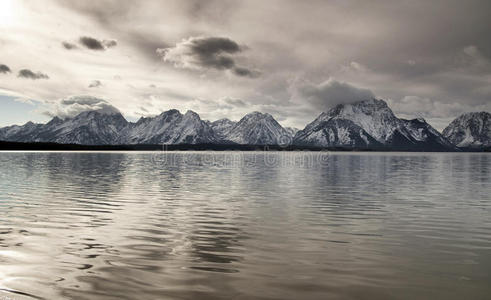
left=0, top=0, right=490, bottom=130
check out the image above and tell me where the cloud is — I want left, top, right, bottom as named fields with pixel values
left=295, top=78, right=375, bottom=111
left=79, top=36, right=117, bottom=50
left=233, top=67, right=260, bottom=78
left=62, top=41, right=77, bottom=50
left=386, top=95, right=490, bottom=131
left=17, top=69, right=49, bottom=80
left=1, top=1, right=491, bottom=130
left=221, top=97, right=248, bottom=107
left=388, top=96, right=472, bottom=119
left=157, top=36, right=258, bottom=77
left=0, top=64, right=11, bottom=74
left=88, top=80, right=102, bottom=88
left=102, top=39, right=117, bottom=48
left=43, top=95, right=120, bottom=119
left=460, top=45, right=491, bottom=71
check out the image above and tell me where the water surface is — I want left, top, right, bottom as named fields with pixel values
left=0, top=151, right=490, bottom=299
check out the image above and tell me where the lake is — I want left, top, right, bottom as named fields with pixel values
left=0, top=151, right=490, bottom=300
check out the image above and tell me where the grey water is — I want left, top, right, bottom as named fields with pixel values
left=0, top=151, right=490, bottom=300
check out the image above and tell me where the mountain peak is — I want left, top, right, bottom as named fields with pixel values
left=353, top=98, right=386, bottom=106
left=295, top=98, right=454, bottom=151
left=458, top=111, right=490, bottom=119
left=443, top=111, right=491, bottom=148
left=46, top=116, right=63, bottom=126
left=225, top=111, right=289, bottom=145
left=213, top=118, right=234, bottom=124
left=160, top=109, right=181, bottom=116
left=184, top=110, right=201, bottom=119
left=209, top=118, right=237, bottom=139
left=244, top=111, right=273, bottom=119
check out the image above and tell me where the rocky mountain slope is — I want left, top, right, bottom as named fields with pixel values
left=223, top=112, right=292, bottom=145
left=0, top=109, right=128, bottom=145
left=442, top=112, right=491, bottom=149
left=121, top=109, right=217, bottom=144
left=293, top=99, right=456, bottom=151
left=208, top=118, right=237, bottom=139
left=2, top=99, right=486, bottom=151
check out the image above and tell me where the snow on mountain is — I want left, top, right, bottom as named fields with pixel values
left=294, top=99, right=455, bottom=150
left=0, top=100, right=468, bottom=150
left=208, top=118, right=237, bottom=139
left=285, top=127, right=299, bottom=137
left=442, top=112, right=491, bottom=149
left=224, top=111, right=291, bottom=145
left=1, top=108, right=217, bottom=145
left=293, top=117, right=382, bottom=148
left=397, top=118, right=455, bottom=150
left=122, top=109, right=218, bottom=144
left=42, top=110, right=129, bottom=145
left=0, top=121, right=44, bottom=142
left=0, top=109, right=128, bottom=145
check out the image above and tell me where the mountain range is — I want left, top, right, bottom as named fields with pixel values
left=1, top=99, right=490, bottom=151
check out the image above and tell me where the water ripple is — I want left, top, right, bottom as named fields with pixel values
left=0, top=152, right=490, bottom=299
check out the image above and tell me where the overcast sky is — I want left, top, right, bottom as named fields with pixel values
left=0, top=0, right=490, bottom=130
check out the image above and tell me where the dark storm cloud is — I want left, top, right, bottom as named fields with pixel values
left=0, top=64, right=11, bottom=74
left=79, top=36, right=117, bottom=50
left=17, top=69, right=49, bottom=80
left=233, top=67, right=260, bottom=78
left=157, top=36, right=258, bottom=77
left=55, top=0, right=237, bottom=61
left=158, top=36, right=240, bottom=69
left=297, top=79, right=375, bottom=111
left=62, top=41, right=77, bottom=50
left=79, top=36, right=105, bottom=50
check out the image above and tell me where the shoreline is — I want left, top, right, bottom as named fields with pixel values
left=0, top=141, right=489, bottom=152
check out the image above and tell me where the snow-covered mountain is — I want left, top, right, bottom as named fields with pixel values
left=442, top=112, right=491, bottom=149
left=122, top=109, right=218, bottom=144
left=0, top=121, right=44, bottom=142
left=285, top=127, right=299, bottom=137
left=294, top=99, right=455, bottom=151
left=0, top=101, right=473, bottom=150
left=208, top=118, right=237, bottom=139
left=0, top=109, right=128, bottom=145
left=0, top=109, right=216, bottom=145
left=223, top=111, right=292, bottom=145
left=293, top=117, right=383, bottom=148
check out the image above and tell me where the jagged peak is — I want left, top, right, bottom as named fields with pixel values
left=325, top=98, right=394, bottom=120
left=137, top=116, right=150, bottom=122
left=346, top=98, right=388, bottom=109
left=241, top=111, right=274, bottom=121
left=184, top=110, right=201, bottom=119
left=454, top=111, right=490, bottom=119
left=157, top=109, right=182, bottom=119
left=46, top=116, right=63, bottom=126
left=73, top=107, right=124, bottom=119
left=212, top=118, right=234, bottom=124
